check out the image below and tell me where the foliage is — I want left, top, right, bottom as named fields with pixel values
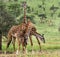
left=0, top=1, right=17, bottom=36
left=0, top=0, right=60, bottom=35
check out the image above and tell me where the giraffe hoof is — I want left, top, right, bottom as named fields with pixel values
left=16, top=50, right=19, bottom=55
left=32, top=50, right=34, bottom=54
left=4, top=51, right=7, bottom=54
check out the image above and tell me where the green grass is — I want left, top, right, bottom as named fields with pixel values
left=2, top=17, right=60, bottom=57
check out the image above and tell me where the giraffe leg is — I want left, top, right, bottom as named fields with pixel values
left=12, top=37, right=16, bottom=51
left=36, top=37, right=41, bottom=51
left=29, top=35, right=33, bottom=51
left=6, top=38, right=12, bottom=50
left=16, top=38, right=21, bottom=55
left=22, top=38, right=27, bottom=54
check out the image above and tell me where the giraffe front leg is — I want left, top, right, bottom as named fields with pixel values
left=16, top=38, right=21, bottom=55
left=22, top=38, right=27, bottom=54
left=29, top=35, right=33, bottom=52
left=36, top=37, right=41, bottom=51
left=12, top=37, right=16, bottom=51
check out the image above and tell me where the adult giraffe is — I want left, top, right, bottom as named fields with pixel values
left=6, top=2, right=45, bottom=54
left=6, top=19, right=37, bottom=54
left=21, top=1, right=42, bottom=50
left=22, top=2, right=45, bottom=50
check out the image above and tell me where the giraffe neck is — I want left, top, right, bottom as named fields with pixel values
left=23, top=2, right=27, bottom=24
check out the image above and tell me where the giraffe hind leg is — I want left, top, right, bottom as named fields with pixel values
left=6, top=38, right=12, bottom=50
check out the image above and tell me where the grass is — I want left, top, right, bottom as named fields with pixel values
left=2, top=17, right=60, bottom=57
left=1, top=20, right=60, bottom=57
left=2, top=30, right=60, bottom=57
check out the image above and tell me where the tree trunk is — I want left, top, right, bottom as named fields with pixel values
left=0, top=30, right=2, bottom=50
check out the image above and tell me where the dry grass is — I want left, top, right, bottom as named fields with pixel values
left=18, top=50, right=60, bottom=57
left=0, top=50, right=60, bottom=57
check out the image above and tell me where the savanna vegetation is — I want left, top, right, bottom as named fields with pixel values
left=0, top=0, right=60, bottom=57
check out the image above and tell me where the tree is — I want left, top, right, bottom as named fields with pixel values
left=38, top=0, right=47, bottom=23
left=38, top=14, right=47, bottom=23
left=0, top=1, right=17, bottom=37
left=0, top=29, right=2, bottom=50
left=50, top=5, right=59, bottom=19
